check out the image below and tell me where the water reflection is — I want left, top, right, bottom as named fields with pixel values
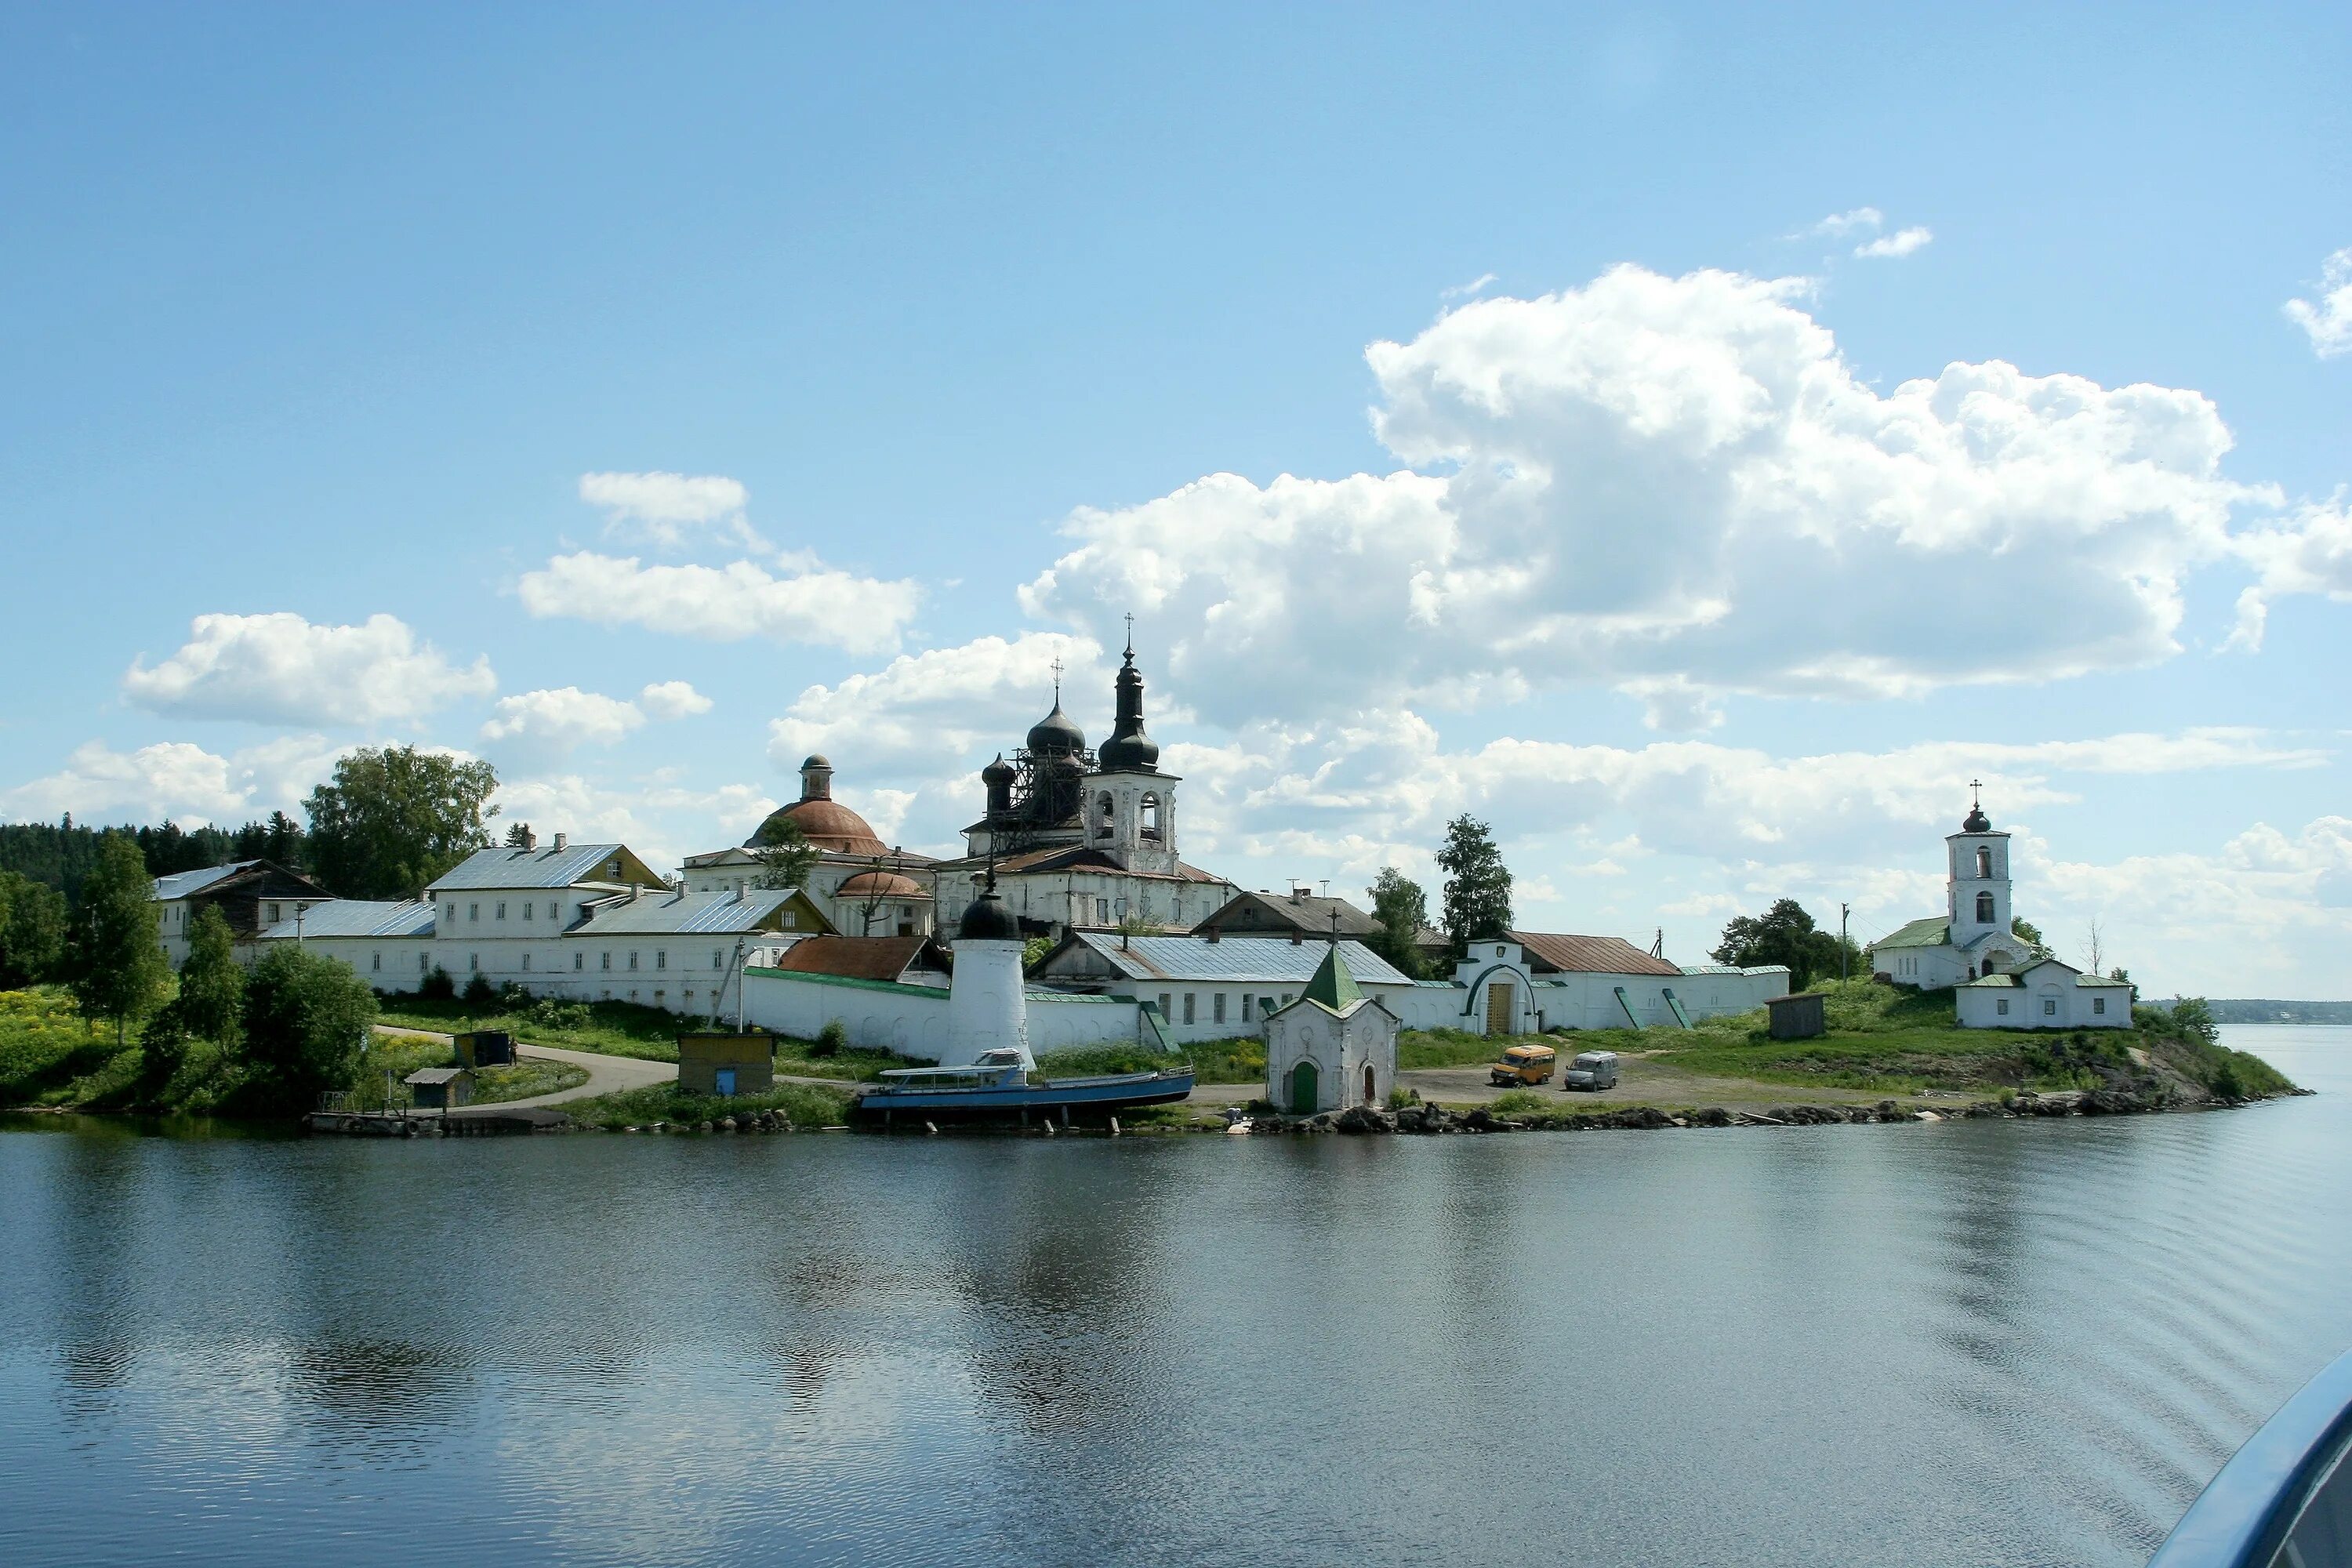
left=0, top=1028, right=2347, bottom=1568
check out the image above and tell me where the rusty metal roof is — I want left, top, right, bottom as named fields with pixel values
left=767, top=935, right=939, bottom=982
left=1508, top=931, right=1681, bottom=978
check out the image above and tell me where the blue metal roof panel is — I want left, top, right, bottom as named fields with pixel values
left=256, top=900, right=436, bottom=940
left=572, top=889, right=793, bottom=937
left=152, top=862, right=257, bottom=901
left=427, top=843, right=634, bottom=891
left=1072, top=933, right=1410, bottom=986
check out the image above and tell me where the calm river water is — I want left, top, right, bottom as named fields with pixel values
left=3, top=1025, right=2349, bottom=1567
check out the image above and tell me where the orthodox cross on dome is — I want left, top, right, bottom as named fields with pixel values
left=1049, top=657, right=1064, bottom=703
left=1970, top=778, right=1984, bottom=809
left=1123, top=612, right=1134, bottom=657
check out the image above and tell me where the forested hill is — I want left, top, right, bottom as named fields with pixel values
left=0, top=816, right=309, bottom=904
left=2201, top=1000, right=2352, bottom=1025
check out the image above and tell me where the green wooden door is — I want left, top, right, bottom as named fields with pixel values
left=1289, top=1060, right=1319, bottom=1116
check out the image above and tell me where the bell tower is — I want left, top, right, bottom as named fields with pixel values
left=1091, top=619, right=1179, bottom=877
left=1947, top=780, right=2013, bottom=942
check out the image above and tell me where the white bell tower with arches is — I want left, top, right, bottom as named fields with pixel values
left=1947, top=779, right=2013, bottom=946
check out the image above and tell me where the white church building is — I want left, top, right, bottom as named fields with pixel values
left=1867, top=786, right=2130, bottom=1029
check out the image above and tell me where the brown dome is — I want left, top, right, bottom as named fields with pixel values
left=837, top=869, right=931, bottom=901
left=747, top=798, right=888, bottom=855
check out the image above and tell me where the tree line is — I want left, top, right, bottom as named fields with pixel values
left=0, top=745, right=503, bottom=911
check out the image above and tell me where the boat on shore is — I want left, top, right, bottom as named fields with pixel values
left=852, top=1048, right=1194, bottom=1123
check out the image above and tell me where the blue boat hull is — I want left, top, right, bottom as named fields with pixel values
left=855, top=1069, right=1195, bottom=1120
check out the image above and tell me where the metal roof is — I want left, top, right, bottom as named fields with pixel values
left=571, top=887, right=797, bottom=937
left=1198, top=890, right=1382, bottom=937
left=1064, top=932, right=1410, bottom=986
left=426, top=842, right=641, bottom=892
left=405, top=1067, right=469, bottom=1084
left=152, top=862, right=260, bottom=901
left=1869, top=916, right=1952, bottom=951
left=767, top=935, right=937, bottom=982
left=257, top=900, right=435, bottom=940
left=1509, top=931, right=1681, bottom=978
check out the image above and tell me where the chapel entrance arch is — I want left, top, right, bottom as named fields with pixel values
left=1289, top=1060, right=1319, bottom=1116
left=1363, top=1062, right=1377, bottom=1107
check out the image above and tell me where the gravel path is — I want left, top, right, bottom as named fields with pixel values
left=371, top=1025, right=678, bottom=1110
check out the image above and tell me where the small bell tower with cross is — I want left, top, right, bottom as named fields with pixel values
left=1947, top=779, right=2013, bottom=942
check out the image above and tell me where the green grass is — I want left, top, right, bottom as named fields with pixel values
left=372, top=992, right=916, bottom=1081
left=1033, top=1036, right=1265, bottom=1085
left=0, top=988, right=132, bottom=1107
left=561, top=1080, right=854, bottom=1131
left=1399, top=1027, right=1523, bottom=1070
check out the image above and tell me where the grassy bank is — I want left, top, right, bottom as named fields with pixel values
left=1033, top=1036, right=1265, bottom=1084
left=372, top=993, right=911, bottom=1082
left=1436, top=980, right=2296, bottom=1102
left=560, top=1080, right=855, bottom=1130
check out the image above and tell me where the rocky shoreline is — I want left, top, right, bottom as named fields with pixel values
left=1221, top=1083, right=2303, bottom=1138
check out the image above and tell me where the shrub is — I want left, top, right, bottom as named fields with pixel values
left=1490, top=1089, right=1550, bottom=1114
left=461, top=969, right=497, bottom=1004
left=241, top=944, right=379, bottom=1112
left=1387, top=1087, right=1421, bottom=1109
left=814, top=1018, right=847, bottom=1057
left=528, top=997, right=592, bottom=1033
left=420, top=965, right=456, bottom=1001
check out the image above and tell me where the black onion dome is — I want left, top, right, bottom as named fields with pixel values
left=1027, top=701, right=1086, bottom=756
left=1098, top=728, right=1160, bottom=771
left=981, top=754, right=1018, bottom=786
left=957, top=882, right=1022, bottom=942
left=1962, top=803, right=1992, bottom=833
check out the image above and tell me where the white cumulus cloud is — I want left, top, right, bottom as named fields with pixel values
left=2226, top=497, right=2352, bottom=650
left=1022, top=265, right=2270, bottom=731
left=479, top=681, right=714, bottom=757
left=1854, top=225, right=1933, bottom=260
left=123, top=612, right=495, bottom=728
left=579, top=470, right=753, bottom=546
left=767, top=631, right=1102, bottom=775
left=2284, top=248, right=2352, bottom=358
left=1811, top=207, right=1885, bottom=238
left=637, top=681, right=713, bottom=720
left=1, top=735, right=350, bottom=826
left=516, top=552, right=920, bottom=655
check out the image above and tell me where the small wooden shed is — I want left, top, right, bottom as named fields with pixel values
left=678, top=1033, right=775, bottom=1097
left=1766, top=992, right=1828, bottom=1040
left=405, top=1065, right=476, bottom=1109
left=453, top=1030, right=515, bottom=1068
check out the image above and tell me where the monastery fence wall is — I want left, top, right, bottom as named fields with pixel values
left=742, top=968, right=1142, bottom=1058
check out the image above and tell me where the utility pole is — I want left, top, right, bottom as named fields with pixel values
left=734, top=938, right=746, bottom=1033
left=1839, top=902, right=1851, bottom=985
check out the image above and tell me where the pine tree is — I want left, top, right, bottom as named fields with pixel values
left=175, top=905, right=245, bottom=1044
left=67, top=832, right=169, bottom=1050
left=1436, top=815, right=1513, bottom=955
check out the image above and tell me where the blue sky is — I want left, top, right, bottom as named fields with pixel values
left=4, top=3, right=2348, bottom=994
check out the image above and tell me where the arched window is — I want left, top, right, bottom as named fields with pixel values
left=1140, top=793, right=1161, bottom=840
left=1095, top=791, right=1115, bottom=839
left=1976, top=847, right=1993, bottom=878
left=1976, top=891, right=1995, bottom=924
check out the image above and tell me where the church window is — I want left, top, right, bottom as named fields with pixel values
left=1976, top=892, right=1995, bottom=924
left=1157, top=993, right=1171, bottom=1017
left=372, top=952, right=382, bottom=972
left=1242, top=993, right=1254, bottom=1017
left=629, top=952, right=639, bottom=971
left=469, top=953, right=479, bottom=972
left=601, top=951, right=612, bottom=971
left=470, top=902, right=480, bottom=923
left=521, top=953, right=532, bottom=971
left=1214, top=993, right=1227, bottom=1025
left=496, top=902, right=506, bottom=920
left=419, top=953, right=429, bottom=972
left=1182, top=993, right=1196, bottom=1025
left=2042, top=998, right=2058, bottom=1016
left=1997, top=998, right=2010, bottom=1015
left=2093, top=997, right=2107, bottom=1015
left=549, top=902, right=557, bottom=920
left=1140, top=793, right=1161, bottom=841
left=524, top=902, right=533, bottom=921
left=1097, top=898, right=1110, bottom=924
left=1096, top=792, right=1115, bottom=839
left=1976, top=848, right=1993, bottom=878
left=656, top=951, right=667, bottom=971
left=574, top=953, right=583, bottom=971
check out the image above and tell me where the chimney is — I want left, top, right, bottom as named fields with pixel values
left=1289, top=886, right=1302, bottom=904
left=1206, top=924, right=1221, bottom=943
left=734, top=878, right=747, bottom=903
left=517, top=826, right=538, bottom=851
left=554, top=832, right=568, bottom=851
left=630, top=883, right=643, bottom=903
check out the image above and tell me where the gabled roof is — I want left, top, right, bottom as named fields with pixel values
left=1508, top=931, right=1680, bottom=978
left=426, top=842, right=661, bottom=892
left=1048, top=932, right=1410, bottom=986
left=932, top=845, right=1232, bottom=885
left=764, top=934, right=943, bottom=983
left=152, top=861, right=260, bottom=900
left=151, top=859, right=330, bottom=903
left=405, top=1066, right=470, bottom=1085
left=572, top=887, right=803, bottom=938
left=1870, top=916, right=1951, bottom=951
left=1197, top=890, right=1382, bottom=938
left=258, top=900, right=435, bottom=940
